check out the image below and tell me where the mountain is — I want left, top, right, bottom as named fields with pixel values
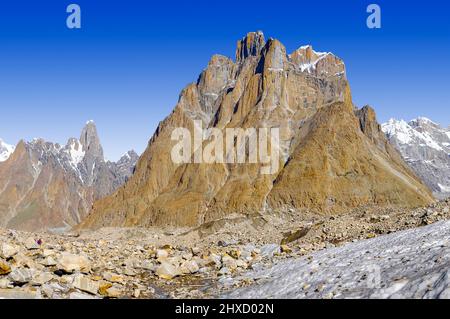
left=0, top=139, right=14, bottom=162
left=80, top=31, right=433, bottom=229
left=382, top=117, right=450, bottom=199
left=0, top=121, right=138, bottom=232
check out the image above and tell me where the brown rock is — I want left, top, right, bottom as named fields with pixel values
left=79, top=32, right=434, bottom=230
left=281, top=227, right=310, bottom=245
left=0, top=259, right=11, bottom=275
left=98, top=281, right=113, bottom=296
left=103, top=272, right=124, bottom=283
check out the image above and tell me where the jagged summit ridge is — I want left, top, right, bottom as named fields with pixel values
left=80, top=32, right=433, bottom=230
left=236, top=31, right=266, bottom=63
left=0, top=121, right=139, bottom=231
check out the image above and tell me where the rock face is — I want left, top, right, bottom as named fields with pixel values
left=382, top=118, right=450, bottom=199
left=80, top=31, right=433, bottom=229
left=0, top=139, right=14, bottom=163
left=0, top=122, right=138, bottom=232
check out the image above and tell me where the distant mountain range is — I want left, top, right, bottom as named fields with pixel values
left=0, top=121, right=138, bottom=232
left=2, top=32, right=447, bottom=233
left=382, top=117, right=450, bottom=199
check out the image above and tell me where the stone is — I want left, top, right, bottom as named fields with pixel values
left=41, top=284, right=55, bottom=298
left=123, top=267, right=135, bottom=276
left=98, top=281, right=113, bottom=296
left=105, top=286, right=123, bottom=298
left=41, top=256, right=57, bottom=267
left=235, top=259, right=248, bottom=269
left=0, top=259, right=12, bottom=275
left=156, top=249, right=169, bottom=259
left=0, top=278, right=11, bottom=289
left=72, top=274, right=99, bottom=295
left=42, top=249, right=55, bottom=257
left=9, top=268, right=32, bottom=284
left=156, top=262, right=180, bottom=280
left=140, top=260, right=155, bottom=271
left=281, top=227, right=310, bottom=245
left=24, top=237, right=39, bottom=250
left=281, top=245, right=292, bottom=253
left=32, top=272, right=54, bottom=286
left=103, top=272, right=124, bottom=283
left=57, top=253, right=91, bottom=273
left=206, top=253, right=222, bottom=269
left=180, top=260, right=199, bottom=274
left=260, top=244, right=281, bottom=258
left=221, top=254, right=238, bottom=270
left=0, top=243, right=18, bottom=259
left=228, top=249, right=241, bottom=259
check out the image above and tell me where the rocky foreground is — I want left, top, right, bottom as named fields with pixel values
left=0, top=200, right=449, bottom=299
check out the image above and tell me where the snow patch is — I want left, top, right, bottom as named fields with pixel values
left=0, top=139, right=15, bottom=162
left=67, top=140, right=85, bottom=168
left=438, top=184, right=450, bottom=193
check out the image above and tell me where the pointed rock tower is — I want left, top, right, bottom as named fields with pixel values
left=80, top=32, right=434, bottom=229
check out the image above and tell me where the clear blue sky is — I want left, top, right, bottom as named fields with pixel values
left=0, top=0, right=449, bottom=160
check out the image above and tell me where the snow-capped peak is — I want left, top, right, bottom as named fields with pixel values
left=289, top=45, right=344, bottom=76
left=381, top=118, right=445, bottom=151
left=382, top=117, right=450, bottom=199
left=382, top=119, right=414, bottom=144
left=0, top=138, right=15, bottom=162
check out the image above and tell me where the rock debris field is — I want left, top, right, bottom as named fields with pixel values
left=1, top=200, right=450, bottom=299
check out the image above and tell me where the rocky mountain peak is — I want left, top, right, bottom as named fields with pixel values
left=235, top=31, right=266, bottom=63
left=290, top=45, right=346, bottom=77
left=80, top=120, right=104, bottom=160
left=117, top=150, right=139, bottom=164
left=81, top=32, right=433, bottom=230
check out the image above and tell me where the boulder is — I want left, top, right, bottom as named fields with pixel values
left=0, top=243, right=19, bottom=259
left=57, top=253, right=91, bottom=273
left=72, top=274, right=99, bottom=295
left=155, top=262, right=180, bottom=280
left=0, top=259, right=12, bottom=275
left=24, top=237, right=39, bottom=250
left=9, top=268, right=33, bottom=284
